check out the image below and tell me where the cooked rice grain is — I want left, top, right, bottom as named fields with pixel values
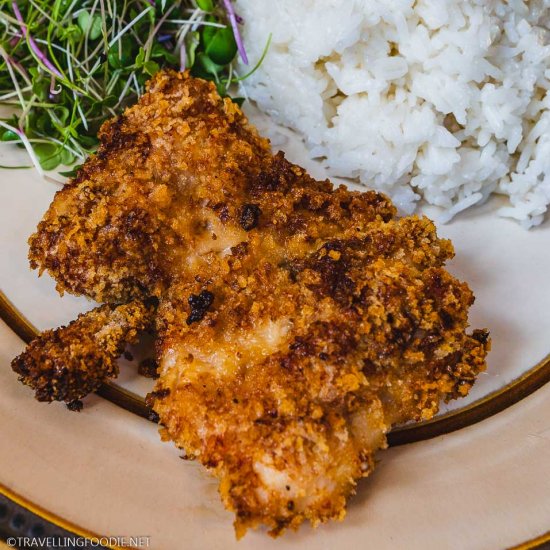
left=237, top=0, right=550, bottom=227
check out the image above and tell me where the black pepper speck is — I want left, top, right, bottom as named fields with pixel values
left=186, top=290, right=214, bottom=325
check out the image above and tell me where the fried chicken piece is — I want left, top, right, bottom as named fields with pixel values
left=152, top=217, right=489, bottom=537
left=29, top=71, right=393, bottom=304
left=12, top=300, right=152, bottom=404
left=25, top=71, right=489, bottom=536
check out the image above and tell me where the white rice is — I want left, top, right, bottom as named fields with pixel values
left=235, top=0, right=550, bottom=227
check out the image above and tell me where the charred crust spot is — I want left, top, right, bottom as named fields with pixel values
left=12, top=355, right=29, bottom=377
left=220, top=206, right=230, bottom=222
left=239, top=204, right=261, bottom=231
left=145, top=295, right=160, bottom=309
left=426, top=271, right=447, bottom=300
left=269, top=518, right=292, bottom=537
left=146, top=388, right=170, bottom=409
left=230, top=242, right=249, bottom=259
left=253, top=170, right=279, bottom=194
left=66, top=399, right=83, bottom=412
left=138, top=357, right=159, bottom=379
left=440, top=310, right=455, bottom=330
left=362, top=359, right=377, bottom=375
left=472, top=329, right=490, bottom=345
left=255, top=408, right=279, bottom=425
left=287, top=500, right=295, bottom=511
left=96, top=116, right=151, bottom=162
left=212, top=202, right=230, bottom=223
left=279, top=356, right=300, bottom=373
left=254, top=418, right=270, bottom=425
left=282, top=323, right=358, bottom=371
left=299, top=241, right=357, bottom=305
left=248, top=152, right=294, bottom=196
left=289, top=337, right=316, bottom=357
left=186, top=290, right=214, bottom=325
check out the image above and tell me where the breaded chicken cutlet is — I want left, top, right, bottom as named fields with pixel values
left=14, top=71, right=489, bottom=537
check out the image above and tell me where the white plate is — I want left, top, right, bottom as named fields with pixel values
left=1, top=318, right=550, bottom=549
left=0, top=108, right=549, bottom=549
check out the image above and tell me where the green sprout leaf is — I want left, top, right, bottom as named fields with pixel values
left=59, top=163, right=83, bottom=178
left=108, top=38, right=135, bottom=69
left=77, top=11, right=102, bottom=40
left=204, top=26, right=237, bottom=66
left=34, top=143, right=61, bottom=171
left=193, top=52, right=222, bottom=80
left=196, top=0, right=214, bottom=11
left=1, top=130, right=19, bottom=142
left=0, top=0, right=265, bottom=176
left=77, top=11, right=91, bottom=33
left=143, top=60, right=160, bottom=76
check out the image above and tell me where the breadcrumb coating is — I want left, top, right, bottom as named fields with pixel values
left=12, top=301, right=153, bottom=403
left=24, top=71, right=489, bottom=537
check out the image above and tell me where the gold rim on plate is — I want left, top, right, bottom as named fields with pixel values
left=0, top=482, right=121, bottom=550
left=1, top=480, right=549, bottom=550
left=508, top=531, right=550, bottom=550
left=1, top=289, right=549, bottom=446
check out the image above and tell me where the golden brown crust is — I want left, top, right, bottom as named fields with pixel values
left=29, top=71, right=395, bottom=304
left=25, top=71, right=489, bottom=536
left=152, top=216, right=489, bottom=536
left=11, top=300, right=153, bottom=403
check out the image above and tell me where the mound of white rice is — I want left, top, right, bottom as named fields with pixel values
left=235, top=0, right=550, bottom=227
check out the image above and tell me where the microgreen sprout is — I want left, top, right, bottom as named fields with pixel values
left=220, top=0, right=246, bottom=64
left=0, top=0, right=264, bottom=176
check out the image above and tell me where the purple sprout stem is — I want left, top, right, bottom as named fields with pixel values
left=9, top=57, right=30, bottom=83
left=221, top=0, right=248, bottom=65
left=12, top=1, right=63, bottom=78
left=9, top=32, right=22, bottom=48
